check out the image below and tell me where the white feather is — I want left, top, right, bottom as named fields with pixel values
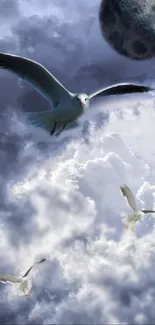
left=0, top=274, right=21, bottom=284
left=120, top=184, right=137, bottom=211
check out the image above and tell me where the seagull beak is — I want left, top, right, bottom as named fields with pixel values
left=25, top=289, right=32, bottom=296
left=28, top=289, right=32, bottom=295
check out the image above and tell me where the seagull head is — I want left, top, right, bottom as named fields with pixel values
left=77, top=93, right=89, bottom=109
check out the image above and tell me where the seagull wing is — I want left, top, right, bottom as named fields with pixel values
left=0, top=274, right=21, bottom=284
left=26, top=112, right=80, bottom=134
left=0, top=52, right=72, bottom=106
left=89, top=83, right=151, bottom=99
left=120, top=184, right=137, bottom=211
left=22, top=258, right=47, bottom=278
left=141, top=209, right=155, bottom=214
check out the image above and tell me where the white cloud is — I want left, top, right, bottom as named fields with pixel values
left=1, top=0, right=155, bottom=323
left=0, top=96, right=154, bottom=323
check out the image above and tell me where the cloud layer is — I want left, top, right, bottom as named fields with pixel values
left=0, top=95, right=155, bottom=324
left=1, top=0, right=155, bottom=324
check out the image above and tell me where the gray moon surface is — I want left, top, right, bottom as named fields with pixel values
left=99, top=0, right=155, bottom=60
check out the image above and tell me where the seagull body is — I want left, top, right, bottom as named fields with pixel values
left=0, top=257, right=46, bottom=296
left=0, top=52, right=153, bottom=136
left=120, top=184, right=155, bottom=232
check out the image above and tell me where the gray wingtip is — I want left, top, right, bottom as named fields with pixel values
left=120, top=185, right=126, bottom=195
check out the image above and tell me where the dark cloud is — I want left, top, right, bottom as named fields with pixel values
left=0, top=0, right=154, bottom=117
left=0, top=0, right=19, bottom=19
left=1, top=1, right=155, bottom=325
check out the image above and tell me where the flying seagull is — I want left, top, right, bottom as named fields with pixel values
left=0, top=257, right=46, bottom=296
left=0, top=52, right=153, bottom=136
left=120, top=184, right=155, bottom=232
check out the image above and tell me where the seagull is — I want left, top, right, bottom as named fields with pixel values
left=0, top=52, right=153, bottom=136
left=0, top=257, right=46, bottom=296
left=120, top=184, right=155, bottom=232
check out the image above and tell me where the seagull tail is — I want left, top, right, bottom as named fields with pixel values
left=26, top=110, right=56, bottom=134
left=124, top=222, right=136, bottom=234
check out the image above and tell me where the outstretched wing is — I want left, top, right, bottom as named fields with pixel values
left=0, top=52, right=72, bottom=106
left=120, top=184, right=137, bottom=211
left=0, top=274, right=20, bottom=284
left=22, top=258, right=47, bottom=278
left=89, top=83, right=152, bottom=99
left=141, top=209, right=155, bottom=214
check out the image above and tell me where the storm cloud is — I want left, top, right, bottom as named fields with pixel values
left=0, top=0, right=155, bottom=324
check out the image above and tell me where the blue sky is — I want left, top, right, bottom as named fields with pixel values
left=1, top=0, right=155, bottom=324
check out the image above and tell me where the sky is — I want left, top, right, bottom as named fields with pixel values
left=1, top=0, right=155, bottom=324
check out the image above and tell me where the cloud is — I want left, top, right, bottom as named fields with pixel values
left=0, top=0, right=155, bottom=116
left=0, top=95, right=155, bottom=323
left=1, top=0, right=155, bottom=324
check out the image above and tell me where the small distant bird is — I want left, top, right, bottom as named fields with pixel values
left=0, top=52, right=153, bottom=136
left=0, top=258, right=46, bottom=296
left=120, top=184, right=155, bottom=232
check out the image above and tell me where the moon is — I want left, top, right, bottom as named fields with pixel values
left=99, top=0, right=155, bottom=60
